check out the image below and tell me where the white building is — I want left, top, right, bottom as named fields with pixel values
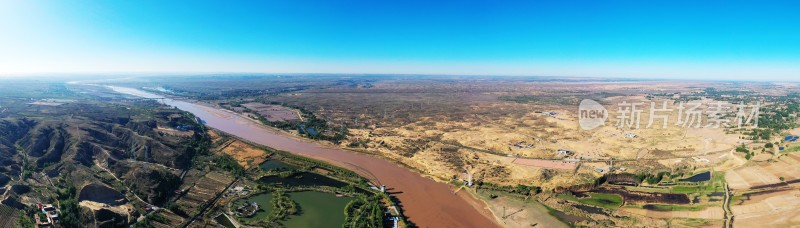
left=556, top=149, right=573, bottom=157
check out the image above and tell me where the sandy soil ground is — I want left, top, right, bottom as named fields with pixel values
left=620, top=207, right=724, bottom=219
left=726, top=154, right=800, bottom=190
left=215, top=138, right=269, bottom=169
left=735, top=208, right=800, bottom=227
left=477, top=191, right=568, bottom=228
left=669, top=218, right=723, bottom=228
left=208, top=130, right=223, bottom=143
left=350, top=96, right=746, bottom=189
left=78, top=201, right=134, bottom=224
left=155, top=126, right=193, bottom=137
left=512, top=158, right=576, bottom=170
left=726, top=166, right=781, bottom=190
left=733, top=189, right=800, bottom=227
left=763, top=154, right=800, bottom=180
left=79, top=201, right=132, bottom=214
left=789, top=128, right=800, bottom=137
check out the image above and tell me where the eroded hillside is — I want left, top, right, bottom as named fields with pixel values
left=0, top=98, right=208, bottom=226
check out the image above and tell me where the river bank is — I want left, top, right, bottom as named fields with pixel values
left=106, top=85, right=501, bottom=227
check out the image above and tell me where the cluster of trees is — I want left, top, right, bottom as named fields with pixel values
left=269, top=190, right=298, bottom=221
left=274, top=150, right=371, bottom=187
left=56, top=185, right=81, bottom=228
left=347, top=139, right=371, bottom=148
left=682, top=89, right=799, bottom=141
left=595, top=172, right=691, bottom=187
left=244, top=102, right=349, bottom=144
left=166, top=202, right=188, bottom=217
left=736, top=144, right=755, bottom=160
left=184, top=119, right=210, bottom=168
left=636, top=172, right=672, bottom=185
left=746, top=102, right=799, bottom=141
left=343, top=195, right=384, bottom=228
left=213, top=154, right=245, bottom=177
left=749, top=129, right=773, bottom=140
left=15, top=206, right=37, bottom=228
left=477, top=182, right=542, bottom=197
left=133, top=214, right=169, bottom=228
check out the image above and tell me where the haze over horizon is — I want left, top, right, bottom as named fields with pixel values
left=2, top=1, right=799, bottom=80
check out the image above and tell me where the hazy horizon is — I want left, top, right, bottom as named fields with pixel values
left=1, top=72, right=794, bottom=84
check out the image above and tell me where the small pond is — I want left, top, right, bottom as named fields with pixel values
left=281, top=191, right=352, bottom=228
left=550, top=210, right=591, bottom=224
left=680, top=171, right=711, bottom=182
left=259, top=160, right=297, bottom=171
left=260, top=172, right=348, bottom=188
left=573, top=205, right=608, bottom=216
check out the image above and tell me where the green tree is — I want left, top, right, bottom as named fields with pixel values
left=17, top=213, right=35, bottom=228
left=59, top=199, right=82, bottom=228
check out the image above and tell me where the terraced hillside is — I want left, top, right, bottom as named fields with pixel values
left=0, top=99, right=208, bottom=225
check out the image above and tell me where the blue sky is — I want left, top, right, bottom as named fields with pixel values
left=1, top=1, right=799, bottom=80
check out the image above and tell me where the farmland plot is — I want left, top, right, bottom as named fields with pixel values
left=241, top=102, right=300, bottom=122
left=174, top=171, right=235, bottom=215
left=0, top=205, right=18, bottom=228
left=149, top=210, right=186, bottom=228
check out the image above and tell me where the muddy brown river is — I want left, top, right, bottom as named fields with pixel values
left=107, top=86, right=499, bottom=227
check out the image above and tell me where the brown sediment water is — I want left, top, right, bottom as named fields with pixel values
left=107, top=86, right=500, bottom=228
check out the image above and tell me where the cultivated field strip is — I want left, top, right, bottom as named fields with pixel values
left=727, top=153, right=800, bottom=190
left=0, top=205, right=18, bottom=228
left=151, top=209, right=185, bottom=228
left=174, top=171, right=235, bottom=215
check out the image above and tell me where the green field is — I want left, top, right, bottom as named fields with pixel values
left=558, top=193, right=623, bottom=209
left=624, top=186, right=672, bottom=193
left=781, top=145, right=800, bottom=153
left=670, top=185, right=720, bottom=194
left=642, top=204, right=707, bottom=211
